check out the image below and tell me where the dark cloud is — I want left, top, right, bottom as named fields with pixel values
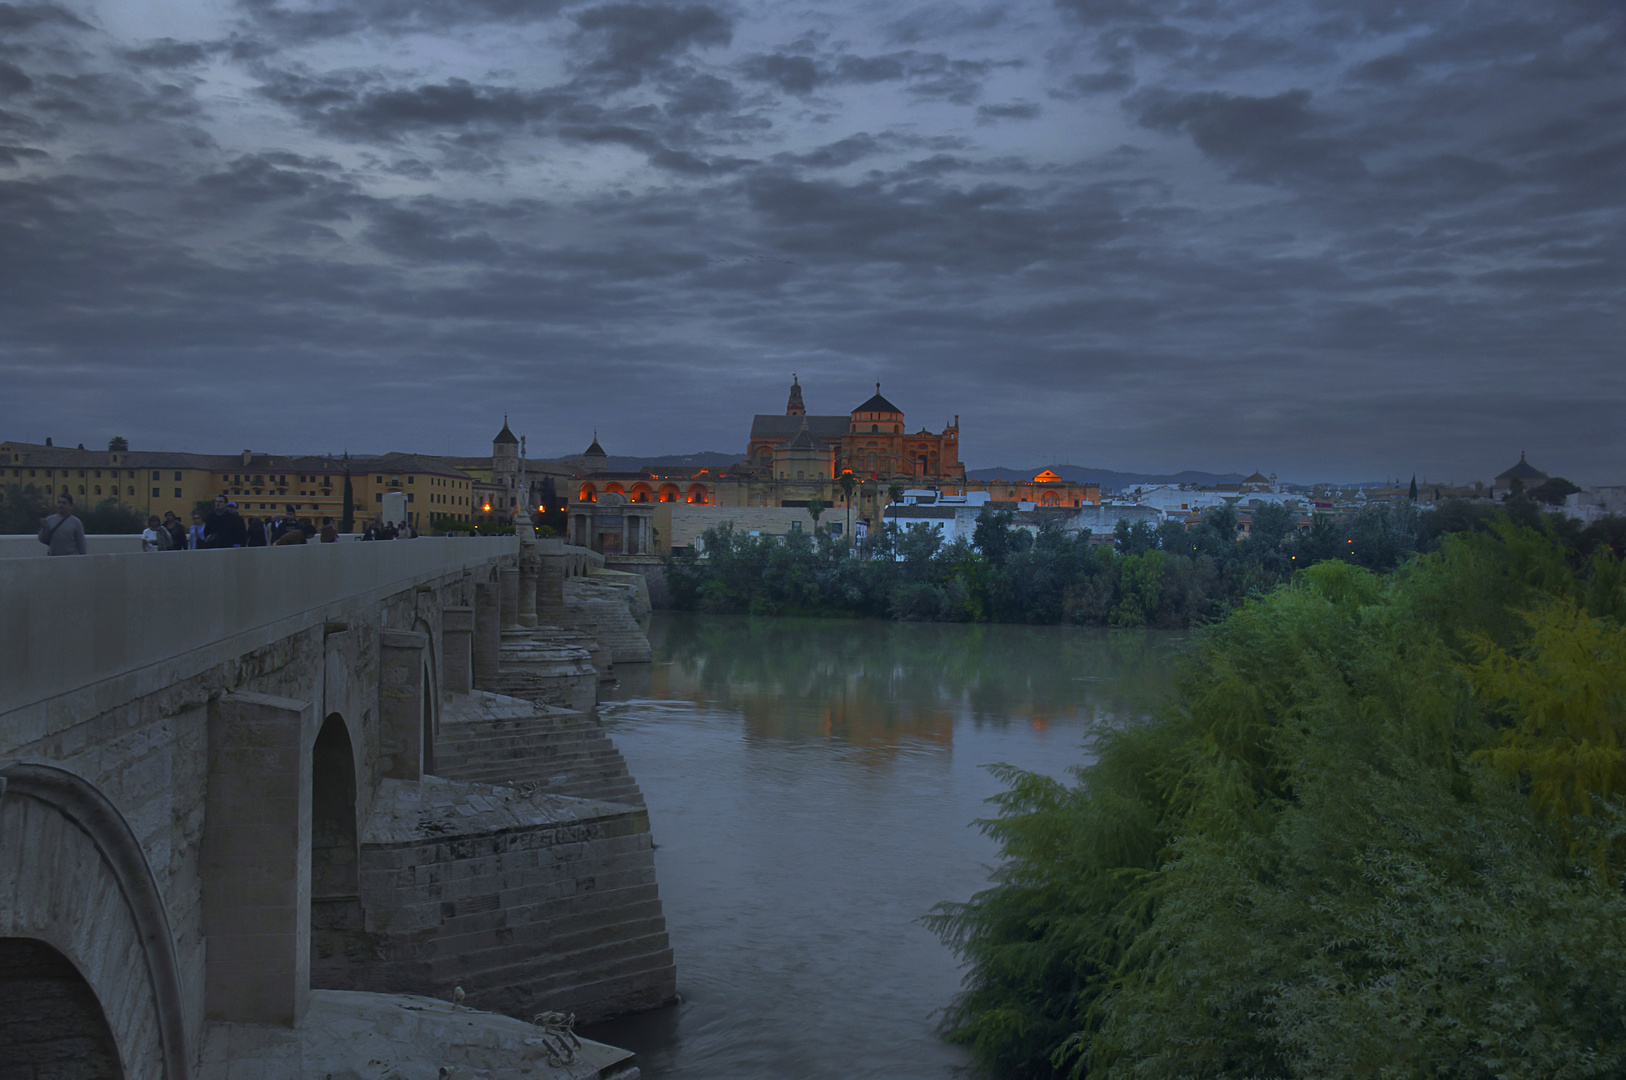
left=1133, top=89, right=1367, bottom=184
left=739, top=48, right=1010, bottom=105
left=0, top=60, right=32, bottom=97
left=0, top=3, right=88, bottom=32
left=0, top=142, right=45, bottom=165
left=120, top=39, right=213, bottom=69
left=570, top=3, right=732, bottom=86
left=234, top=0, right=572, bottom=43
left=976, top=101, right=1039, bottom=123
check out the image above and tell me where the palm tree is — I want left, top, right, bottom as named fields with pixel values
left=887, top=481, right=904, bottom=506
left=807, top=497, right=825, bottom=532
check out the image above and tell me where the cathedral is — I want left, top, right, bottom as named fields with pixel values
left=746, top=376, right=966, bottom=483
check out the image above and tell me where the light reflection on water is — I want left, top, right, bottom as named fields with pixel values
left=582, top=613, right=1185, bottom=1080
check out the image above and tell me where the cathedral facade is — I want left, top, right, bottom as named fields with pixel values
left=746, top=377, right=966, bottom=484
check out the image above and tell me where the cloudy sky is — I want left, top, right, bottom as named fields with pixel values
left=0, top=0, right=1620, bottom=482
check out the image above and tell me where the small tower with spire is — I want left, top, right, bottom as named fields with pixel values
left=786, top=374, right=805, bottom=417
left=493, top=415, right=520, bottom=504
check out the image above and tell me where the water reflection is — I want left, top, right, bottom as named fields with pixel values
left=615, top=614, right=1183, bottom=762
left=587, top=614, right=1185, bottom=1080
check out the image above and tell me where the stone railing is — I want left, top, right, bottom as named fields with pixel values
left=0, top=536, right=518, bottom=719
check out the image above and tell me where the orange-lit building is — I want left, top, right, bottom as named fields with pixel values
left=747, top=377, right=965, bottom=484
left=964, top=469, right=1101, bottom=507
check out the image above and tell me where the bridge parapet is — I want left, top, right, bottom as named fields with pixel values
left=0, top=537, right=518, bottom=725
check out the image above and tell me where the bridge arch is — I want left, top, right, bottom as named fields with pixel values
left=0, top=937, right=123, bottom=1078
left=311, top=715, right=359, bottom=902
left=0, top=760, right=191, bottom=1080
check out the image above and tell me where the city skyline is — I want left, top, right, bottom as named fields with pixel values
left=0, top=0, right=1620, bottom=483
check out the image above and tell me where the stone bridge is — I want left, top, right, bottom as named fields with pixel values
left=0, top=534, right=670, bottom=1079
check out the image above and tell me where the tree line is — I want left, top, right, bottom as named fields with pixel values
left=925, top=520, right=1626, bottom=1078
left=663, top=495, right=1625, bottom=628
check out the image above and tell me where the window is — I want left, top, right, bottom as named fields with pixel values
left=376, top=476, right=383, bottom=483
left=406, top=493, right=414, bottom=503
left=152, top=487, right=160, bottom=497
left=871, top=425, right=878, bottom=433
left=93, top=485, right=101, bottom=495
left=375, top=494, right=382, bottom=502
left=94, top=470, right=101, bottom=478
left=127, top=486, right=134, bottom=495
left=407, top=476, right=414, bottom=484
left=152, top=471, right=160, bottom=480
left=174, top=488, right=181, bottom=498
left=174, top=471, right=182, bottom=481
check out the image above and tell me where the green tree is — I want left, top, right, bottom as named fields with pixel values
left=888, top=481, right=905, bottom=505
left=807, top=497, right=825, bottom=531
left=107, top=435, right=128, bottom=452
left=1530, top=476, right=1582, bottom=507
left=930, top=527, right=1626, bottom=1079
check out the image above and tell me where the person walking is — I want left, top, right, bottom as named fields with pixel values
left=38, top=493, right=87, bottom=556
left=270, top=505, right=297, bottom=543
left=163, top=511, right=187, bottom=551
left=202, top=496, right=247, bottom=549
left=141, top=515, right=170, bottom=552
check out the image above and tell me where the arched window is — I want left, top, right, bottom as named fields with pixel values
left=659, top=484, right=681, bottom=502
left=578, top=483, right=597, bottom=502
left=871, top=424, right=878, bottom=433
left=604, top=482, right=625, bottom=496
left=687, top=484, right=709, bottom=505
left=630, top=484, right=653, bottom=503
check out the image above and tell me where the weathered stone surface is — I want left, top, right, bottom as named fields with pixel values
left=434, top=692, right=645, bottom=806
left=311, top=776, right=676, bottom=1024
left=197, top=989, right=639, bottom=1080
left=560, top=581, right=653, bottom=665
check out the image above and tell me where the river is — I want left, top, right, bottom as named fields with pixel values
left=581, top=613, right=1185, bottom=1079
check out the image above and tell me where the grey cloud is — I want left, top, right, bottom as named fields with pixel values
left=120, top=39, right=213, bottom=68
left=1060, top=70, right=1133, bottom=95
left=234, top=0, right=571, bottom=43
left=0, top=142, right=45, bottom=164
left=1134, top=88, right=1366, bottom=184
left=741, top=53, right=820, bottom=95
left=976, top=101, right=1039, bottom=123
left=1347, top=53, right=1415, bottom=84
left=0, top=60, right=32, bottom=96
left=570, top=3, right=733, bottom=86
left=739, top=49, right=1007, bottom=105
left=0, top=3, right=87, bottom=32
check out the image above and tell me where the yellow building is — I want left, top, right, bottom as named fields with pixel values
left=1, top=441, right=476, bottom=533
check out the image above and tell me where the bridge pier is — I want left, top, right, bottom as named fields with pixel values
left=441, top=606, right=474, bottom=696
left=473, top=581, right=501, bottom=686
left=202, top=691, right=313, bottom=1028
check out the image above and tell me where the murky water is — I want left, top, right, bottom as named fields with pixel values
left=582, top=613, right=1185, bottom=1080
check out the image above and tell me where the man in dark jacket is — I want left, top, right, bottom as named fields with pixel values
left=270, top=505, right=298, bottom=543
left=203, top=496, right=247, bottom=549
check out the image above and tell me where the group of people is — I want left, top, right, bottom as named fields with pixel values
left=138, top=497, right=341, bottom=550
left=39, top=493, right=421, bottom=556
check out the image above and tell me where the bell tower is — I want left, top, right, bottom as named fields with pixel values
left=786, top=374, right=805, bottom=417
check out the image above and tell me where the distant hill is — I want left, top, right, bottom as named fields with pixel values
left=968, top=465, right=1248, bottom=491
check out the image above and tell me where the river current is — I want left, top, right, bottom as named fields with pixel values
left=581, top=613, right=1184, bottom=1079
